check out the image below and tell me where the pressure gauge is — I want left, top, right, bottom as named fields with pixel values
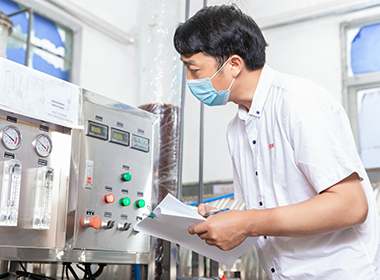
left=33, top=134, right=53, bottom=157
left=1, top=125, right=22, bottom=150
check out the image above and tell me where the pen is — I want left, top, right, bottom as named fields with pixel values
left=205, top=208, right=229, bottom=217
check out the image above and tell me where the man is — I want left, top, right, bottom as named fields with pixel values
left=174, top=4, right=380, bottom=280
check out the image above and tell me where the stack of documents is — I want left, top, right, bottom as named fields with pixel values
left=135, top=193, right=258, bottom=267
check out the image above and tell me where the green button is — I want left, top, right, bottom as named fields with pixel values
left=120, top=173, right=132, bottom=182
left=135, top=199, right=145, bottom=209
left=119, top=197, right=131, bottom=206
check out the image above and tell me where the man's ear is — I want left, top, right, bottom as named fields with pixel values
left=230, top=55, right=244, bottom=78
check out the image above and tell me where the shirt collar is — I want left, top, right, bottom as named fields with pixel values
left=238, top=64, right=275, bottom=121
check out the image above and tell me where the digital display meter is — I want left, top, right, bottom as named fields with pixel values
left=87, top=121, right=108, bottom=140
left=131, top=134, right=149, bottom=152
left=110, top=128, right=129, bottom=146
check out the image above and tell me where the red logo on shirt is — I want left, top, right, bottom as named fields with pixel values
left=269, top=143, right=274, bottom=149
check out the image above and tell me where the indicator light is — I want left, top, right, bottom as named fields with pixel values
left=119, top=197, right=131, bottom=206
left=89, top=216, right=101, bottom=229
left=120, top=173, right=132, bottom=182
left=135, top=199, right=146, bottom=209
left=103, top=194, right=115, bottom=204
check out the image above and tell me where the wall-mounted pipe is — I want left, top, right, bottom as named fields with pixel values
left=261, top=1, right=380, bottom=30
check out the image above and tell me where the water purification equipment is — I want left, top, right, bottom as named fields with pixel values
left=0, top=57, right=159, bottom=265
left=0, top=57, right=80, bottom=260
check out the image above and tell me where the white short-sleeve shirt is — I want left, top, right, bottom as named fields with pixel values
left=227, top=65, right=380, bottom=279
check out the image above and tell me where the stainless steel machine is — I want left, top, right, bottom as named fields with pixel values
left=0, top=57, right=80, bottom=261
left=0, top=57, right=159, bottom=269
left=63, top=90, right=159, bottom=264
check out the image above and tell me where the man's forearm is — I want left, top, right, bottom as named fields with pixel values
left=246, top=173, right=368, bottom=238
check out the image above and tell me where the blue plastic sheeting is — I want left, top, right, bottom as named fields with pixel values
left=31, top=14, right=71, bottom=81
left=351, top=23, right=380, bottom=75
left=33, top=13, right=65, bottom=52
left=6, top=46, right=25, bottom=64
left=359, top=90, right=380, bottom=169
left=32, top=53, right=70, bottom=81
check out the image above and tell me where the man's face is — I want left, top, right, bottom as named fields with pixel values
left=180, top=53, right=232, bottom=92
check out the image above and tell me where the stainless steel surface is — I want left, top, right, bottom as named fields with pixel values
left=0, top=109, right=71, bottom=260
left=177, top=0, right=191, bottom=204
left=65, top=90, right=159, bottom=264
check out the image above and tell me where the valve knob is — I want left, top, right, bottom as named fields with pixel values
left=102, top=220, right=115, bottom=229
left=85, top=215, right=101, bottom=229
left=117, top=222, right=131, bottom=231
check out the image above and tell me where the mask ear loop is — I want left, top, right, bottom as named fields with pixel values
left=228, top=78, right=236, bottom=90
left=210, top=57, right=231, bottom=80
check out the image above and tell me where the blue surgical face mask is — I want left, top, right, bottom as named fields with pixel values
left=187, top=58, right=235, bottom=106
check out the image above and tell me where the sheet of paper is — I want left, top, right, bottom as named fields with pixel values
left=0, top=58, right=83, bottom=129
left=134, top=193, right=258, bottom=267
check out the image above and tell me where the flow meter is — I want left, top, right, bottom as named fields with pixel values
left=0, top=159, right=22, bottom=226
left=1, top=125, right=22, bottom=150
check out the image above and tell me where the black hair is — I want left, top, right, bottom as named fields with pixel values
left=173, top=4, right=267, bottom=71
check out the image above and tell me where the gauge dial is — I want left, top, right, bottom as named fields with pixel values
left=34, top=134, right=53, bottom=157
left=1, top=125, right=22, bottom=150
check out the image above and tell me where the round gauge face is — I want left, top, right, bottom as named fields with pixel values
left=1, top=125, right=22, bottom=150
left=34, top=134, right=53, bottom=157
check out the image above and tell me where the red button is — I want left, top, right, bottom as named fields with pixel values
left=104, top=194, right=115, bottom=204
left=89, top=216, right=101, bottom=229
left=87, top=177, right=92, bottom=183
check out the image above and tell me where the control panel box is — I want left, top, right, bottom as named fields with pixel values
left=0, top=57, right=82, bottom=262
left=65, top=91, right=159, bottom=262
left=0, top=110, right=72, bottom=252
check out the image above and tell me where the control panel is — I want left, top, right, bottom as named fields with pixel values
left=66, top=91, right=158, bottom=255
left=0, top=110, right=72, bottom=250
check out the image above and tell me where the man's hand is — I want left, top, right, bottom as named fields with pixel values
left=197, top=203, right=217, bottom=217
left=189, top=208, right=250, bottom=251
left=187, top=172, right=368, bottom=250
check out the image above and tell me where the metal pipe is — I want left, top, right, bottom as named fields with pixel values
left=177, top=0, right=191, bottom=202
left=188, top=192, right=234, bottom=206
left=25, top=8, right=32, bottom=66
left=6, top=8, right=29, bottom=17
left=197, top=1, right=208, bottom=277
left=198, top=103, right=204, bottom=206
left=261, top=1, right=380, bottom=30
left=198, top=0, right=207, bottom=207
